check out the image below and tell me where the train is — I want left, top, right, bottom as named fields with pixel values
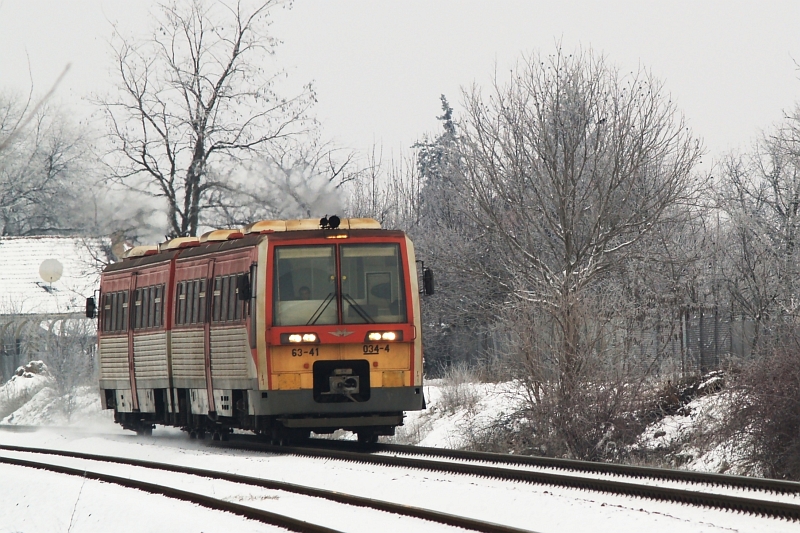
left=87, top=216, right=433, bottom=443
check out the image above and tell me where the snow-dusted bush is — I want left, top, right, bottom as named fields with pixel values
left=15, top=360, right=48, bottom=378
left=391, top=379, right=527, bottom=450
left=719, top=334, right=800, bottom=480
left=438, top=363, right=480, bottom=416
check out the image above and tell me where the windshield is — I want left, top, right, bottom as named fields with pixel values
left=273, top=246, right=337, bottom=326
left=272, top=243, right=407, bottom=326
left=341, top=244, right=406, bottom=324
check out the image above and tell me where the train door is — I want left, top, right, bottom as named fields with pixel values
left=130, top=266, right=171, bottom=415
left=172, top=259, right=212, bottom=417
left=207, top=252, right=255, bottom=418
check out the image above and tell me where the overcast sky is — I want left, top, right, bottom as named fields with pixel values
left=1, top=0, right=800, bottom=164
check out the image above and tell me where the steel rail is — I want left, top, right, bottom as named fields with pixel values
left=0, top=424, right=41, bottom=432
left=212, top=440, right=800, bottom=520
left=0, top=444, right=536, bottom=533
left=4, top=425, right=800, bottom=495
left=0, top=454, right=343, bottom=533
left=375, top=442, right=800, bottom=495
left=278, top=438, right=800, bottom=496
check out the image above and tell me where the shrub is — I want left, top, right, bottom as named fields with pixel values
left=723, top=334, right=800, bottom=479
left=438, top=362, right=480, bottom=416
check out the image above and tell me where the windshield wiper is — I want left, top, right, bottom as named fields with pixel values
left=343, top=294, right=374, bottom=323
left=307, top=293, right=335, bottom=325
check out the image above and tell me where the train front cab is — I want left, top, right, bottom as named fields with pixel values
left=254, top=229, right=425, bottom=440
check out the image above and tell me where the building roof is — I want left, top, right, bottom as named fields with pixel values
left=0, top=236, right=109, bottom=316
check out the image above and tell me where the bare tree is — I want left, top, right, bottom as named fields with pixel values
left=34, top=318, right=97, bottom=422
left=100, top=0, right=315, bottom=238
left=0, top=93, right=93, bottom=236
left=0, top=64, right=70, bottom=155
left=718, top=109, right=800, bottom=351
left=455, top=48, right=705, bottom=458
left=344, top=146, right=424, bottom=230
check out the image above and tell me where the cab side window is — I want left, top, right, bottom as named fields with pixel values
left=212, top=273, right=248, bottom=323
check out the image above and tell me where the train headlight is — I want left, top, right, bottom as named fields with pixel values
left=365, top=331, right=402, bottom=342
left=281, top=333, right=319, bottom=344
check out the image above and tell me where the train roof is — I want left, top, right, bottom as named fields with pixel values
left=103, top=234, right=263, bottom=273
left=103, top=217, right=408, bottom=275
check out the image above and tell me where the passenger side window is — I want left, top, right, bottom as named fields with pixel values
left=174, top=279, right=207, bottom=326
left=102, top=290, right=129, bottom=333
left=133, top=284, right=165, bottom=330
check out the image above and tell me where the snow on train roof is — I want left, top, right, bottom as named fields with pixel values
left=0, top=236, right=109, bottom=316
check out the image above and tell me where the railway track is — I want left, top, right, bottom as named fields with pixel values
left=0, top=452, right=341, bottom=533
left=0, top=444, right=535, bottom=533
left=206, top=437, right=800, bottom=520
left=4, top=425, right=800, bottom=523
left=308, top=439, right=800, bottom=496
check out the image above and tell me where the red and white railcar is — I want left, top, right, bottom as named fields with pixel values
left=93, top=217, right=430, bottom=442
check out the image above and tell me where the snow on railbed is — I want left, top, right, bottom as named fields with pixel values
left=0, top=366, right=749, bottom=473
left=0, top=369, right=793, bottom=532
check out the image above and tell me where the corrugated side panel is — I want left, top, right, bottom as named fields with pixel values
left=172, top=329, right=205, bottom=379
left=210, top=327, right=250, bottom=380
left=133, top=332, right=169, bottom=380
left=99, top=336, right=130, bottom=381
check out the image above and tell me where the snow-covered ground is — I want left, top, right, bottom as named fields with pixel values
left=630, top=373, right=752, bottom=476
left=0, top=362, right=51, bottom=422
left=0, top=362, right=107, bottom=427
left=0, top=371, right=794, bottom=533
left=633, top=393, right=743, bottom=472
left=394, top=378, right=526, bottom=448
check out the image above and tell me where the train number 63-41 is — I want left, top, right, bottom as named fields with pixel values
left=291, top=348, right=319, bottom=357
